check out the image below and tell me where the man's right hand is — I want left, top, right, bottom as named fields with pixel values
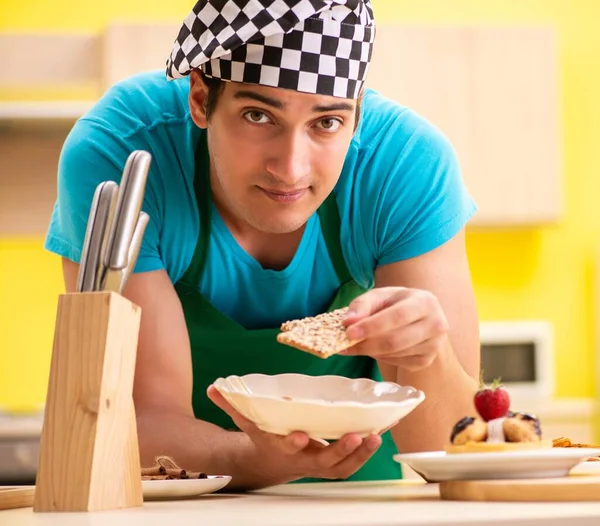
left=207, top=385, right=382, bottom=485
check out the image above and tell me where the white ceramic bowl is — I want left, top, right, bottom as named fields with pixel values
left=213, top=373, right=425, bottom=440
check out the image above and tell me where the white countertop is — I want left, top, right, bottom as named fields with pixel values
left=2, top=480, right=600, bottom=526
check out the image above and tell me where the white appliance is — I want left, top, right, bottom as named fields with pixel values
left=479, top=320, right=555, bottom=406
left=477, top=320, right=597, bottom=445
left=0, top=409, right=43, bottom=484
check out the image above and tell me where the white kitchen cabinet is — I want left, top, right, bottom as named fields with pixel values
left=0, top=121, right=73, bottom=236
left=0, top=23, right=562, bottom=234
left=367, top=25, right=562, bottom=226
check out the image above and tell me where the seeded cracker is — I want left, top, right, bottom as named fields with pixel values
left=276, top=307, right=362, bottom=359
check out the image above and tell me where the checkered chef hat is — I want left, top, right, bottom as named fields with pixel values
left=166, top=0, right=375, bottom=99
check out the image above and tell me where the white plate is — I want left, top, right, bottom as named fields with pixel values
left=394, top=448, right=600, bottom=482
left=572, top=461, right=600, bottom=475
left=142, top=476, right=232, bottom=500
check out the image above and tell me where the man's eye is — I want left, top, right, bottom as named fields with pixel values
left=317, top=118, right=342, bottom=132
left=244, top=111, right=271, bottom=124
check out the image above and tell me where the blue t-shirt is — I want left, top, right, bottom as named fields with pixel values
left=45, top=70, right=477, bottom=330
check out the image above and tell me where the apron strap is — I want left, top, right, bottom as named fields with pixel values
left=317, top=192, right=353, bottom=284
left=181, top=131, right=354, bottom=287
left=180, top=132, right=212, bottom=288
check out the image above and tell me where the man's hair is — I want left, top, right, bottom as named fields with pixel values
left=200, top=71, right=227, bottom=121
left=199, top=70, right=363, bottom=128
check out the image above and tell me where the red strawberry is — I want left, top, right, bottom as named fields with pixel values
left=474, top=378, right=510, bottom=422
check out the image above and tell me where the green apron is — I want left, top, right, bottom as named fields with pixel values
left=173, top=132, right=401, bottom=483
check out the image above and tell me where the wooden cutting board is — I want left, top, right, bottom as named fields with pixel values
left=0, top=486, right=35, bottom=510
left=439, top=475, right=600, bottom=502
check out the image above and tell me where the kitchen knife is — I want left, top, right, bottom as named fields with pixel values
left=75, top=181, right=119, bottom=293
left=119, top=211, right=149, bottom=293
left=75, top=185, right=101, bottom=292
left=103, top=150, right=152, bottom=269
left=92, top=183, right=119, bottom=291
left=99, top=150, right=152, bottom=291
left=102, top=211, right=150, bottom=294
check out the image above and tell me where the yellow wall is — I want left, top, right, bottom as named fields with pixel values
left=0, top=241, right=63, bottom=411
left=0, top=0, right=598, bottom=407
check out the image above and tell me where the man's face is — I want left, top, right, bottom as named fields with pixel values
left=189, top=71, right=358, bottom=235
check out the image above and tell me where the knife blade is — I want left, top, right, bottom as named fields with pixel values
left=75, top=181, right=119, bottom=292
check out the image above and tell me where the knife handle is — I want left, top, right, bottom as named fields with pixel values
left=76, top=181, right=118, bottom=293
left=104, top=151, right=151, bottom=270
left=119, top=211, right=150, bottom=294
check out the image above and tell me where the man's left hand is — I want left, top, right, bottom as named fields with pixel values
left=340, top=286, right=450, bottom=371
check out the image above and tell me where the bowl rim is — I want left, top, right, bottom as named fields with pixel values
left=213, top=373, right=426, bottom=408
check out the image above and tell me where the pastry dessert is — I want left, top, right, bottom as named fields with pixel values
left=445, top=380, right=552, bottom=453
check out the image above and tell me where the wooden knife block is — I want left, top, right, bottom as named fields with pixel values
left=33, top=291, right=144, bottom=512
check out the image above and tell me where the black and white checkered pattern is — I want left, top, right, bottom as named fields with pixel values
left=166, top=0, right=375, bottom=99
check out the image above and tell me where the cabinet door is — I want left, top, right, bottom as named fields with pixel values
left=101, top=22, right=180, bottom=90
left=366, top=25, right=562, bottom=226
left=0, top=127, right=71, bottom=236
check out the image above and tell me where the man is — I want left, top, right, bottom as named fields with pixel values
left=45, top=0, right=480, bottom=490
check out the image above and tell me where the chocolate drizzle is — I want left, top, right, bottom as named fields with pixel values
left=516, top=412, right=537, bottom=421
left=505, top=411, right=543, bottom=439
left=517, top=412, right=542, bottom=437
left=450, top=416, right=475, bottom=443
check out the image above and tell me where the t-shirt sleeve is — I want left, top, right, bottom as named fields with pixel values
left=44, top=117, right=165, bottom=274
left=366, top=113, right=477, bottom=267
